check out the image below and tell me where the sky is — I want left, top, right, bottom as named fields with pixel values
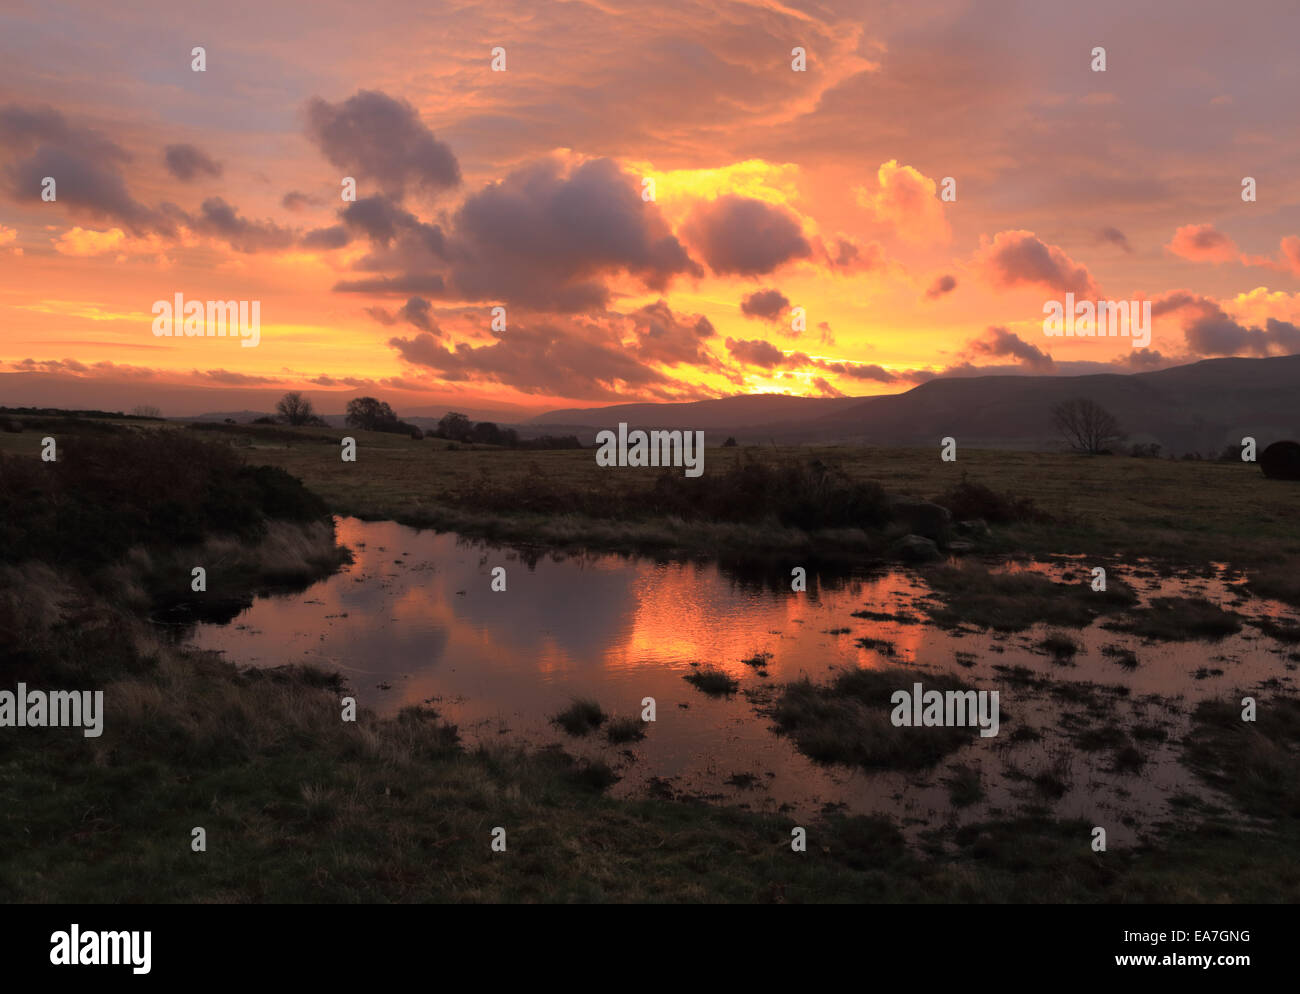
left=2, top=0, right=1299, bottom=418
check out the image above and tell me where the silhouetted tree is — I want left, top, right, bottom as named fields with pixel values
left=346, top=396, right=398, bottom=431
left=437, top=411, right=473, bottom=441
left=1052, top=397, right=1124, bottom=454
left=276, top=391, right=316, bottom=426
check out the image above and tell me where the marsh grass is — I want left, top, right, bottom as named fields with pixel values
left=605, top=715, right=647, bottom=744
left=1103, top=596, right=1243, bottom=641
left=767, top=667, right=982, bottom=771
left=684, top=667, right=740, bottom=695
left=552, top=698, right=607, bottom=736
left=923, top=564, right=1137, bottom=632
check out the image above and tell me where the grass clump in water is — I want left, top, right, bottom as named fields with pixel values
left=552, top=697, right=606, bottom=736
left=684, top=667, right=740, bottom=696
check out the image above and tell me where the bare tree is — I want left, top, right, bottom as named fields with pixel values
left=276, top=391, right=316, bottom=426
left=130, top=404, right=162, bottom=418
left=1052, top=397, right=1125, bottom=454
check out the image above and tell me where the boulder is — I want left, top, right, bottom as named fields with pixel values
left=955, top=518, right=991, bottom=539
left=887, top=496, right=953, bottom=542
left=892, top=534, right=942, bottom=563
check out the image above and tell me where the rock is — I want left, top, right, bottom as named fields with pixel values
left=947, top=540, right=975, bottom=554
left=892, top=534, right=942, bottom=562
left=955, top=518, right=991, bottom=538
left=887, top=496, right=953, bottom=542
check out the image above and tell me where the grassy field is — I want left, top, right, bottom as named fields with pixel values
left=4, top=419, right=1297, bottom=572
left=2, top=416, right=1299, bottom=902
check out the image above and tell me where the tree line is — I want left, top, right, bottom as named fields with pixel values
left=264, top=392, right=580, bottom=449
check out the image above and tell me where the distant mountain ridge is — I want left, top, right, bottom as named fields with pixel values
left=531, top=355, right=1300, bottom=452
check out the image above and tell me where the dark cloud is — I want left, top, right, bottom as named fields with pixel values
left=812, top=376, right=847, bottom=398
left=300, top=224, right=350, bottom=249
left=446, top=156, right=699, bottom=311
left=339, top=195, right=445, bottom=259
left=283, top=190, right=325, bottom=211
left=683, top=195, right=811, bottom=275
left=966, top=326, right=1054, bottom=371
left=740, top=288, right=790, bottom=320
left=925, top=274, right=957, bottom=299
left=725, top=337, right=789, bottom=369
left=5, top=145, right=169, bottom=235
left=373, top=296, right=439, bottom=334
left=164, top=144, right=222, bottom=182
left=191, top=197, right=295, bottom=252
left=0, top=104, right=126, bottom=161
left=304, top=90, right=460, bottom=198
left=974, top=230, right=1098, bottom=296
left=1097, top=226, right=1132, bottom=252
left=195, top=369, right=284, bottom=385
left=334, top=273, right=447, bottom=295
left=629, top=299, right=717, bottom=367
left=817, top=361, right=898, bottom=383
left=822, top=236, right=887, bottom=272
left=389, top=317, right=678, bottom=401
left=1186, top=313, right=1300, bottom=356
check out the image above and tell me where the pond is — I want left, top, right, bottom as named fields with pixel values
left=188, top=517, right=1299, bottom=845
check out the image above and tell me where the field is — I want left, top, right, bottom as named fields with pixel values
left=2, top=416, right=1298, bottom=902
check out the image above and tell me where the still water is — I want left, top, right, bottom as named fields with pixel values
left=189, top=517, right=1298, bottom=845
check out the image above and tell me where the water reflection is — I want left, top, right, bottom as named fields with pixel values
left=187, top=517, right=1299, bottom=844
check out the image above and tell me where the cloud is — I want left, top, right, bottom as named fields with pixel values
left=924, top=274, right=957, bottom=299
left=816, top=361, right=898, bottom=383
left=965, top=326, right=1054, bottom=371
left=367, top=296, right=440, bottom=334
left=445, top=155, right=699, bottom=311
left=52, top=226, right=127, bottom=256
left=972, top=230, right=1099, bottom=296
left=4, top=144, right=169, bottom=236
left=304, top=90, right=460, bottom=199
left=164, top=144, right=222, bottom=182
left=1167, top=223, right=1239, bottom=263
left=811, top=376, right=846, bottom=398
left=821, top=236, right=888, bottom=273
left=333, top=195, right=445, bottom=269
left=1151, top=289, right=1300, bottom=356
left=191, top=197, right=294, bottom=253
left=682, top=194, right=810, bottom=276
left=195, top=369, right=285, bottom=385
left=283, top=190, right=325, bottom=211
left=300, top=224, right=350, bottom=249
left=389, top=316, right=683, bottom=401
left=724, top=336, right=790, bottom=369
left=335, top=273, right=447, bottom=295
left=740, top=288, right=790, bottom=320
left=628, top=299, right=717, bottom=367
left=1097, top=226, right=1132, bottom=252
left=854, top=160, right=950, bottom=244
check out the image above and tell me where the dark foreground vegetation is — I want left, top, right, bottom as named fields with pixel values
left=1, top=418, right=1298, bottom=901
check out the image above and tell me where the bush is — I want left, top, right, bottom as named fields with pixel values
left=935, top=475, right=1048, bottom=524
left=0, top=430, right=329, bottom=568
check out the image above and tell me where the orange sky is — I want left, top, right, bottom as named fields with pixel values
left=2, top=0, right=1299, bottom=417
